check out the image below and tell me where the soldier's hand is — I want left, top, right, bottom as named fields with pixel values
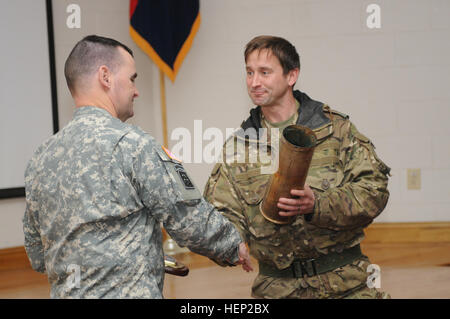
left=237, top=242, right=253, bottom=272
left=277, top=184, right=315, bottom=216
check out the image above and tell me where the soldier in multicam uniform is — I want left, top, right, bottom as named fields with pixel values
left=204, top=36, right=392, bottom=299
left=23, top=35, right=253, bottom=299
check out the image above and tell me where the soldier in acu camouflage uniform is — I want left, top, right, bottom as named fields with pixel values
left=23, top=35, right=253, bottom=299
left=204, top=36, right=391, bottom=299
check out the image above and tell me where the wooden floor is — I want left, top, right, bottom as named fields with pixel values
left=0, top=242, right=449, bottom=299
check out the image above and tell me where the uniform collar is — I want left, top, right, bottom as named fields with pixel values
left=293, top=90, right=330, bottom=130
left=238, top=90, right=331, bottom=140
left=73, top=106, right=115, bottom=119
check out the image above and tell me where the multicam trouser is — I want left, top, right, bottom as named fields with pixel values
left=252, top=256, right=391, bottom=299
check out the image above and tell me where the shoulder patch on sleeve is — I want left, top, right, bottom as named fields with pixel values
left=174, top=163, right=195, bottom=189
left=155, top=146, right=172, bottom=162
left=162, top=146, right=182, bottom=163
left=155, top=146, right=201, bottom=201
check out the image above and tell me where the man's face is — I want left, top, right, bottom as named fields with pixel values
left=110, top=47, right=139, bottom=122
left=245, top=49, right=296, bottom=107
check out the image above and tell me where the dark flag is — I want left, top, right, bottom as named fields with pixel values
left=129, top=0, right=200, bottom=82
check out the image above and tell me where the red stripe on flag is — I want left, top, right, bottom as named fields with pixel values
left=129, top=0, right=139, bottom=19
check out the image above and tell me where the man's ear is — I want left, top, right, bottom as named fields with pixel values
left=98, top=65, right=111, bottom=89
left=287, top=68, right=300, bottom=87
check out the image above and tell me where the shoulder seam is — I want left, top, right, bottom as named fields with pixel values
left=323, top=105, right=349, bottom=119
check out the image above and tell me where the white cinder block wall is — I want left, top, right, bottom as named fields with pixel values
left=165, top=0, right=450, bottom=223
left=1, top=0, right=449, bottom=248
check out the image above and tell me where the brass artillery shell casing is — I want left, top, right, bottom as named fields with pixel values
left=260, top=125, right=317, bottom=224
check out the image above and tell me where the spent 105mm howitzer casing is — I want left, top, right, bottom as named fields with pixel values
left=260, top=125, right=317, bottom=224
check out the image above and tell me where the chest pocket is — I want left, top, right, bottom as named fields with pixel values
left=306, top=137, right=343, bottom=193
left=229, top=164, right=279, bottom=239
left=230, top=164, right=270, bottom=205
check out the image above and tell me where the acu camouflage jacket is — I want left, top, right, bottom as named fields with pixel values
left=23, top=106, right=242, bottom=298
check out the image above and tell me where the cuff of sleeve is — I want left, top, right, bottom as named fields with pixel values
left=228, top=235, right=244, bottom=265
left=211, top=241, right=242, bottom=267
left=305, top=190, right=321, bottom=224
left=230, top=244, right=241, bottom=265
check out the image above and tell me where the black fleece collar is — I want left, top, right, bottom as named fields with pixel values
left=238, top=90, right=330, bottom=139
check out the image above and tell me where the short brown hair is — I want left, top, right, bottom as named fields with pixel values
left=64, top=35, right=134, bottom=93
left=244, top=35, right=300, bottom=74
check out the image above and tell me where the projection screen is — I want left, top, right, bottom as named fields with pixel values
left=0, top=0, right=58, bottom=199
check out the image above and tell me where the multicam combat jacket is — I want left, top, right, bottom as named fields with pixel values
left=23, top=106, right=242, bottom=298
left=204, top=90, right=391, bottom=298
